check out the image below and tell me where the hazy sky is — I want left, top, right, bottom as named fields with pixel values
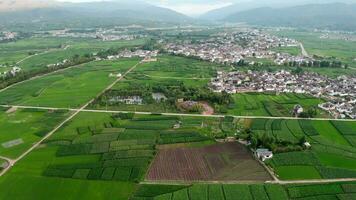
left=56, top=0, right=239, bottom=16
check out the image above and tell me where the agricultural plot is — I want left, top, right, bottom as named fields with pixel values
left=90, top=56, right=229, bottom=113
left=132, top=182, right=356, bottom=200
left=0, top=108, right=68, bottom=158
left=264, top=119, right=356, bottom=180
left=0, top=58, right=140, bottom=108
left=271, top=30, right=356, bottom=71
left=0, top=110, right=235, bottom=199
left=132, top=183, right=289, bottom=200
left=0, top=37, right=146, bottom=72
left=146, top=142, right=271, bottom=181
left=250, top=118, right=302, bottom=143
left=134, top=55, right=228, bottom=79
left=331, top=121, right=356, bottom=146
left=227, top=93, right=325, bottom=117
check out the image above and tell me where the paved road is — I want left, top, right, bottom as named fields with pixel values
left=0, top=60, right=142, bottom=177
left=300, top=42, right=309, bottom=57
left=1, top=105, right=355, bottom=122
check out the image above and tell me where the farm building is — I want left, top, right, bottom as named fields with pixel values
left=152, top=93, right=167, bottom=102
left=255, top=148, right=273, bottom=161
left=109, top=96, right=143, bottom=105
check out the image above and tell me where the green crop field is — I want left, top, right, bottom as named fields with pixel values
left=134, top=55, right=229, bottom=79
left=0, top=110, right=230, bottom=199
left=227, top=93, right=326, bottom=117
left=264, top=118, right=356, bottom=180
left=0, top=108, right=68, bottom=158
left=272, top=46, right=302, bottom=56
left=0, top=37, right=146, bottom=72
left=0, top=58, right=140, bottom=108
left=270, top=30, right=356, bottom=74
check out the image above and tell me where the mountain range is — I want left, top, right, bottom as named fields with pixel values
left=1, top=0, right=356, bottom=31
left=222, top=3, right=356, bottom=31
left=0, top=0, right=191, bottom=26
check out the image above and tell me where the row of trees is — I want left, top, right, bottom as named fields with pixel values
left=285, top=60, right=347, bottom=68
left=249, top=132, right=307, bottom=153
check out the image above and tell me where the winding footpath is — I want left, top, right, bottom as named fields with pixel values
left=0, top=60, right=142, bottom=177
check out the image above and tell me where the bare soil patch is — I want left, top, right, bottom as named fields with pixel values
left=146, top=142, right=271, bottom=182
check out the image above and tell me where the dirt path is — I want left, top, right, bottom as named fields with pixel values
left=0, top=60, right=142, bottom=177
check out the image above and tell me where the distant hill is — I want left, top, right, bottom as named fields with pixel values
left=223, top=3, right=356, bottom=31
left=0, top=0, right=56, bottom=12
left=0, top=0, right=191, bottom=28
left=200, top=0, right=356, bottom=20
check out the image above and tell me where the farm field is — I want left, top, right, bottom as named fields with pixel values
left=0, top=37, right=146, bottom=72
left=228, top=93, right=326, bottom=117
left=272, top=46, right=301, bottom=56
left=254, top=118, right=356, bottom=180
left=132, top=182, right=356, bottom=200
left=271, top=30, right=356, bottom=72
left=134, top=55, right=229, bottom=80
left=147, top=142, right=271, bottom=181
left=0, top=108, right=69, bottom=158
left=0, top=110, right=232, bottom=199
left=89, top=55, right=231, bottom=113
left=0, top=58, right=140, bottom=108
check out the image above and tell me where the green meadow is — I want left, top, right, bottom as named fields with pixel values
left=0, top=58, right=140, bottom=108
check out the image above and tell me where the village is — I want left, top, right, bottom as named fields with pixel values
left=164, top=29, right=311, bottom=65
left=210, top=70, right=356, bottom=119
left=41, top=28, right=146, bottom=41
left=0, top=31, right=17, bottom=42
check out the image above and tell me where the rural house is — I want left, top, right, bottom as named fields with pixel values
left=255, top=148, right=273, bottom=161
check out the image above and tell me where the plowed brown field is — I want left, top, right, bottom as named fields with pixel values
left=146, top=142, right=271, bottom=181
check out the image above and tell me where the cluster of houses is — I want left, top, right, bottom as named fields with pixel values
left=0, top=66, right=21, bottom=78
left=47, top=59, right=69, bottom=68
left=104, top=50, right=158, bottom=61
left=164, top=29, right=302, bottom=65
left=108, top=93, right=167, bottom=105
left=210, top=70, right=356, bottom=119
left=44, top=28, right=146, bottom=41
left=0, top=31, right=17, bottom=42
